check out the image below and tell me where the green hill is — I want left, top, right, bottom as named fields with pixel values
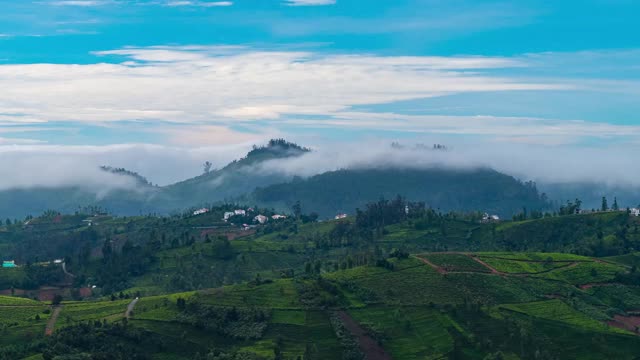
left=3, top=253, right=640, bottom=359
left=250, top=167, right=548, bottom=218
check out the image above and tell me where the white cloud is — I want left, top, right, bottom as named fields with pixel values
left=48, top=0, right=112, bottom=6
left=0, top=46, right=564, bottom=126
left=282, top=112, right=640, bottom=141
left=0, top=137, right=46, bottom=145
left=285, top=0, right=336, bottom=6
left=164, top=0, right=232, bottom=6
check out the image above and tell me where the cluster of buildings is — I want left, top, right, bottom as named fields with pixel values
left=220, top=208, right=288, bottom=225
left=335, top=213, right=348, bottom=220
left=630, top=208, right=640, bottom=217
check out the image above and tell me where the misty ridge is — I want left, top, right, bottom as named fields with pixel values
left=0, top=138, right=638, bottom=219
left=1, top=139, right=639, bottom=189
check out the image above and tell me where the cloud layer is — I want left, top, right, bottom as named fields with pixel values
left=0, top=46, right=562, bottom=127
left=2, top=138, right=640, bottom=193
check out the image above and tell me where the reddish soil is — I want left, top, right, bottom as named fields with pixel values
left=608, top=314, right=640, bottom=333
left=0, top=286, right=92, bottom=301
left=468, top=256, right=501, bottom=275
left=579, top=283, right=619, bottom=290
left=226, top=229, right=256, bottom=240
left=337, top=311, right=392, bottom=360
left=416, top=256, right=447, bottom=274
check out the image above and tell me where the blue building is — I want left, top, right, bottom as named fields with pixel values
left=2, top=261, right=16, bottom=268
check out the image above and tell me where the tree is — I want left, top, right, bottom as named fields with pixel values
left=51, top=295, right=63, bottom=306
left=601, top=197, right=609, bottom=212
left=292, top=201, right=302, bottom=219
left=613, top=197, right=619, bottom=211
left=203, top=161, right=213, bottom=174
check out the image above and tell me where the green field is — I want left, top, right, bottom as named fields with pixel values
left=348, top=305, right=455, bottom=359
left=421, top=253, right=490, bottom=272
left=498, top=299, right=628, bottom=334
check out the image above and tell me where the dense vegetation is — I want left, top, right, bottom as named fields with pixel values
left=2, top=189, right=640, bottom=358
left=251, top=168, right=549, bottom=218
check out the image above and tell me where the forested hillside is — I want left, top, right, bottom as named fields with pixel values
left=251, top=167, right=549, bottom=218
left=2, top=202, right=640, bottom=359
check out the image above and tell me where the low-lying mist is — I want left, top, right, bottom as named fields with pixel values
left=0, top=140, right=638, bottom=199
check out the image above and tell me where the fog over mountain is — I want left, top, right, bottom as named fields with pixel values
left=1, top=139, right=638, bottom=189
left=0, top=139, right=638, bottom=219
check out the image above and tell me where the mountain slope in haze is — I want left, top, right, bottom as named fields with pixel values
left=157, top=139, right=309, bottom=207
left=540, top=182, right=640, bottom=210
left=0, top=139, right=308, bottom=219
left=250, top=167, right=549, bottom=218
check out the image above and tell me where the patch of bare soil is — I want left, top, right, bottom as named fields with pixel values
left=337, top=311, right=392, bottom=360
left=608, top=314, right=640, bottom=334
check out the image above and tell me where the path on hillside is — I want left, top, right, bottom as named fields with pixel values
left=45, top=306, right=63, bottom=336
left=416, top=254, right=580, bottom=279
left=468, top=256, right=502, bottom=275
left=126, top=298, right=139, bottom=318
left=416, top=256, right=447, bottom=274
left=62, top=262, right=75, bottom=278
left=337, top=311, right=392, bottom=360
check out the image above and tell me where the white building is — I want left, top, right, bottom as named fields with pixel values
left=254, top=215, right=268, bottom=224
left=335, top=213, right=348, bottom=220
left=193, top=208, right=209, bottom=216
left=271, top=215, right=287, bottom=220
left=630, top=208, right=640, bottom=217
left=234, top=209, right=246, bottom=216
left=482, top=213, right=500, bottom=222
left=53, top=259, right=63, bottom=264
left=223, top=212, right=235, bottom=220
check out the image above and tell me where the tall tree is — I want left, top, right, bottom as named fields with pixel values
left=613, top=197, right=619, bottom=211
left=601, top=197, right=608, bottom=212
left=203, top=161, right=213, bottom=174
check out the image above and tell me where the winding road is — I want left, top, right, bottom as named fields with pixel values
left=126, top=298, right=139, bottom=318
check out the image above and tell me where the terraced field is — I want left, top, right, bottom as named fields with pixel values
left=348, top=305, right=455, bottom=359
left=476, top=256, right=573, bottom=274
left=498, top=299, right=628, bottom=334
left=533, top=261, right=623, bottom=285
left=420, top=253, right=490, bottom=273
left=57, top=299, right=131, bottom=325
left=0, top=295, right=40, bottom=306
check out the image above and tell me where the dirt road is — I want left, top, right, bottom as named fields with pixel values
left=337, top=311, right=392, bottom=360
left=45, top=306, right=63, bottom=336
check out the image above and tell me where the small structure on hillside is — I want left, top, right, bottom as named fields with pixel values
left=2, top=260, right=16, bottom=268
left=630, top=208, right=640, bottom=217
left=223, top=212, right=235, bottom=221
left=234, top=209, right=246, bottom=216
left=335, top=213, right=348, bottom=220
left=53, top=259, right=63, bottom=264
left=271, top=214, right=287, bottom=220
left=193, top=208, right=209, bottom=216
left=254, top=215, right=268, bottom=224
left=481, top=213, right=500, bottom=223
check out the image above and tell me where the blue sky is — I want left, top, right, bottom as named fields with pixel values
left=1, top=0, right=639, bottom=185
